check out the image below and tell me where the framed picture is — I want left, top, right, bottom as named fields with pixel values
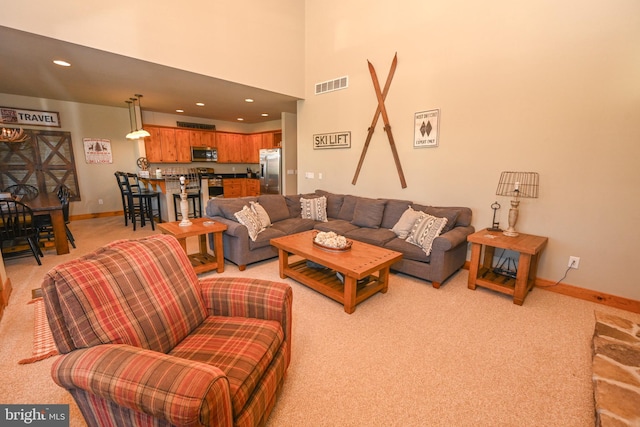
left=414, top=109, right=439, bottom=148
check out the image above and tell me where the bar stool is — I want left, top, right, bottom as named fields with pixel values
left=124, top=173, right=162, bottom=231
left=169, top=169, right=201, bottom=220
left=173, top=192, right=201, bottom=220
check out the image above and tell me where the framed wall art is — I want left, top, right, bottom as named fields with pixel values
left=414, top=109, right=439, bottom=148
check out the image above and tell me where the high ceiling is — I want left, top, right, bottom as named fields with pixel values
left=0, top=26, right=300, bottom=124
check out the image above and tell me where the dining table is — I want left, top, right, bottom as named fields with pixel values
left=26, top=192, right=69, bottom=255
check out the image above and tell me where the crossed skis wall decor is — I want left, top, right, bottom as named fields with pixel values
left=352, top=53, right=407, bottom=189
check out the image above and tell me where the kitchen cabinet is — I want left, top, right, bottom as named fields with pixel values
left=145, top=126, right=186, bottom=163
left=261, top=131, right=282, bottom=149
left=146, top=126, right=215, bottom=163
left=222, top=178, right=260, bottom=198
left=245, top=178, right=260, bottom=196
left=244, top=134, right=263, bottom=164
left=216, top=132, right=244, bottom=163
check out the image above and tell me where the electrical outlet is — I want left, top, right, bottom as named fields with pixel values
left=568, top=256, right=580, bottom=269
left=98, top=199, right=104, bottom=205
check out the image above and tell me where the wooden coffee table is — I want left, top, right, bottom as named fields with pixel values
left=157, top=218, right=227, bottom=274
left=271, top=230, right=402, bottom=313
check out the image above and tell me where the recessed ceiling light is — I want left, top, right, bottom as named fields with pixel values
left=196, top=102, right=205, bottom=106
left=261, top=113, right=269, bottom=117
left=244, top=98, right=254, bottom=103
left=237, top=118, right=244, bottom=121
left=176, top=109, right=184, bottom=113
left=53, top=60, right=71, bottom=67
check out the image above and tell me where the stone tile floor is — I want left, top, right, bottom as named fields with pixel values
left=592, top=311, right=640, bottom=426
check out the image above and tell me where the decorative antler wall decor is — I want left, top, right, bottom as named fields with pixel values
left=0, top=127, right=29, bottom=143
left=352, top=53, right=407, bottom=188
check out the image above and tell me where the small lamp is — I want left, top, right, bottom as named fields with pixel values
left=495, top=171, right=539, bottom=237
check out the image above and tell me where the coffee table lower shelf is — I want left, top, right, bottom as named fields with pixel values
left=285, top=260, right=385, bottom=307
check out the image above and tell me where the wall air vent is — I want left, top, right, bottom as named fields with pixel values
left=315, top=76, right=349, bottom=95
left=176, top=121, right=216, bottom=130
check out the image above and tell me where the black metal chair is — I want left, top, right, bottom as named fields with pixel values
left=3, top=184, right=39, bottom=202
left=0, top=199, right=43, bottom=265
left=35, top=185, right=76, bottom=249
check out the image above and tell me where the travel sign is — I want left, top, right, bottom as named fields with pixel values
left=0, top=107, right=61, bottom=128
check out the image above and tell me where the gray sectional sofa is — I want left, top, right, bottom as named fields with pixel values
left=205, top=190, right=474, bottom=288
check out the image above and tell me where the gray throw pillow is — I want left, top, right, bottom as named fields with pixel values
left=257, top=194, right=290, bottom=222
left=350, top=198, right=386, bottom=228
left=391, top=206, right=423, bottom=239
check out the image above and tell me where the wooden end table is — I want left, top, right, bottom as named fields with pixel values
left=271, top=230, right=402, bottom=314
left=467, top=228, right=548, bottom=305
left=157, top=218, right=227, bottom=274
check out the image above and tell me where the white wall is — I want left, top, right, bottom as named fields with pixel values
left=0, top=0, right=305, bottom=99
left=298, top=0, right=640, bottom=300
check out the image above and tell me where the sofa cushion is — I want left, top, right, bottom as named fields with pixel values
left=345, top=228, right=397, bottom=247
left=411, top=204, right=460, bottom=233
left=315, top=190, right=344, bottom=218
left=391, top=206, right=423, bottom=239
left=218, top=199, right=252, bottom=221
left=380, top=199, right=413, bottom=229
left=337, top=195, right=358, bottom=221
left=285, top=195, right=302, bottom=218
left=235, top=205, right=265, bottom=241
left=248, top=227, right=286, bottom=250
left=406, top=213, right=448, bottom=256
left=250, top=201, right=271, bottom=228
left=314, top=219, right=359, bottom=235
left=385, top=237, right=430, bottom=263
left=168, top=315, right=284, bottom=418
left=301, top=196, right=328, bottom=222
left=271, top=217, right=317, bottom=235
left=351, top=198, right=386, bottom=228
left=257, top=194, right=290, bottom=223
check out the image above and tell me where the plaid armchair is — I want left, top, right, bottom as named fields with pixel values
left=41, top=234, right=292, bottom=427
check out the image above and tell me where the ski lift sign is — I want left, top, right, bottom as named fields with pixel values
left=313, top=131, right=351, bottom=149
left=83, top=138, right=113, bottom=164
left=414, top=109, right=439, bottom=148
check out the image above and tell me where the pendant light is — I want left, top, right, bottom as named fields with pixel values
left=133, top=94, right=151, bottom=138
left=125, top=100, right=138, bottom=140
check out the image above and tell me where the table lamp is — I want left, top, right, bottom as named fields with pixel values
left=495, top=171, right=539, bottom=237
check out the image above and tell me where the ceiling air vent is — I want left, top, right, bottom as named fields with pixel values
left=315, top=76, right=349, bottom=95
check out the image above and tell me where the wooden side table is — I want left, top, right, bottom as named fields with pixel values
left=157, top=217, right=227, bottom=274
left=467, top=229, right=548, bottom=305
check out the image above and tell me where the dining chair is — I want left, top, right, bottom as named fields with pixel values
left=3, top=184, right=39, bottom=202
left=34, top=185, right=76, bottom=249
left=0, top=199, right=43, bottom=265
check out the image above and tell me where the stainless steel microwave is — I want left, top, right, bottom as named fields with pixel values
left=191, top=146, right=218, bottom=162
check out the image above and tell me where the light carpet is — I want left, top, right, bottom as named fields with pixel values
left=2, top=216, right=639, bottom=427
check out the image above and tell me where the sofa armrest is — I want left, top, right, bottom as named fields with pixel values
left=432, top=225, right=475, bottom=252
left=200, top=277, right=293, bottom=364
left=52, top=344, right=233, bottom=427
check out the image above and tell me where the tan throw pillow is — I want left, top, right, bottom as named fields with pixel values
left=234, top=205, right=265, bottom=241
left=406, top=213, right=448, bottom=256
left=300, top=196, right=328, bottom=222
left=250, top=201, right=271, bottom=227
left=391, top=206, right=423, bottom=239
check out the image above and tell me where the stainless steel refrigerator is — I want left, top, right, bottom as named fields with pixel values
left=259, top=148, right=282, bottom=194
